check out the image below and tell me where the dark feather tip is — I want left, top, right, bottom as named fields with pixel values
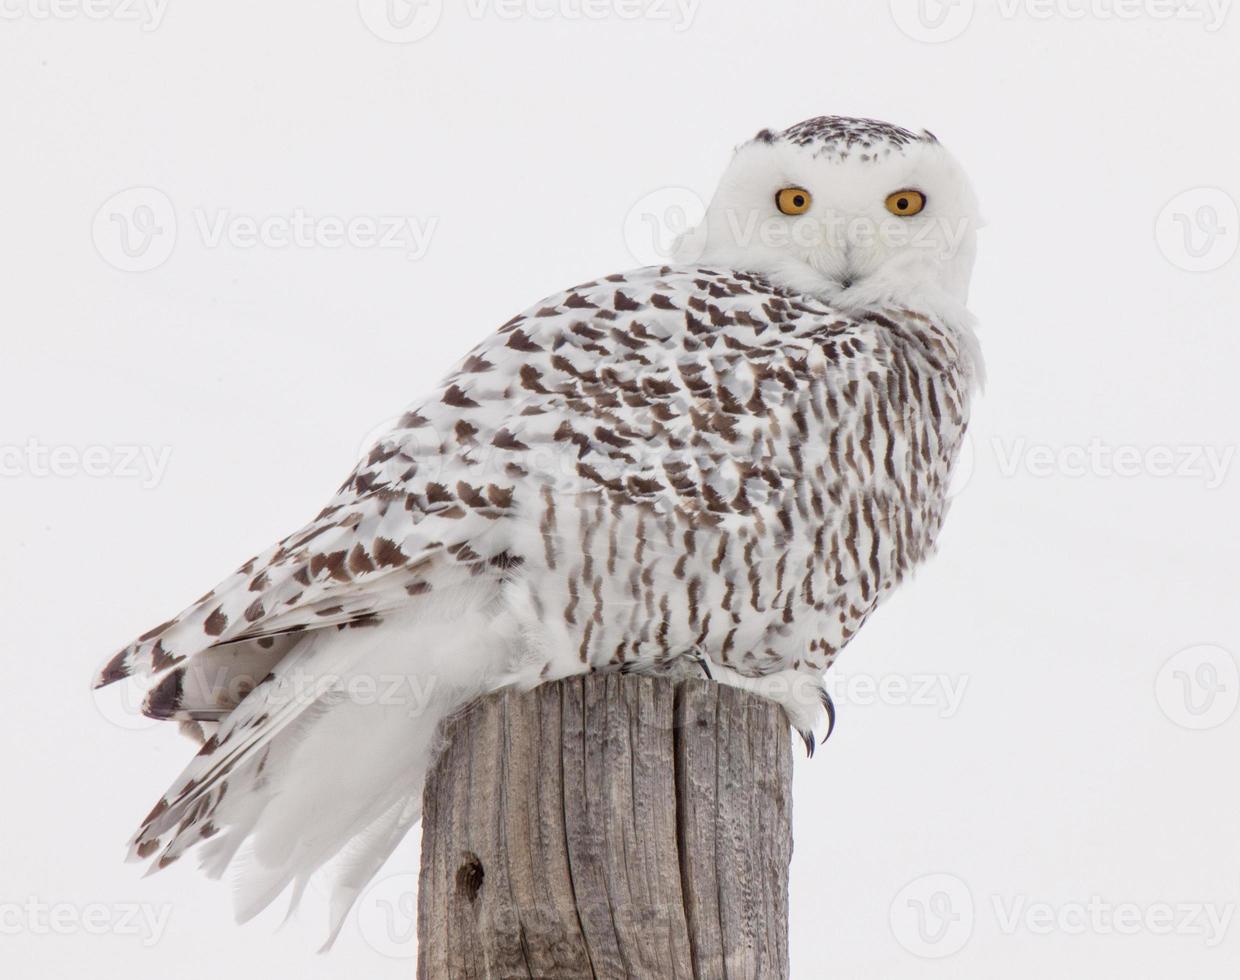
left=94, top=650, right=132, bottom=689
left=143, top=670, right=183, bottom=720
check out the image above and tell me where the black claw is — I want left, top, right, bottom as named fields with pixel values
left=800, top=729, right=815, bottom=758
left=820, top=688, right=837, bottom=743
left=695, top=654, right=713, bottom=681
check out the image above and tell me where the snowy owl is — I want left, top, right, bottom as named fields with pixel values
left=95, top=115, right=983, bottom=944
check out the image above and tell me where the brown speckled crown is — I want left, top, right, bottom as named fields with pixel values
left=755, top=115, right=935, bottom=162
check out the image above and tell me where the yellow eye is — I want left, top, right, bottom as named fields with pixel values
left=885, top=189, right=927, bottom=216
left=775, top=187, right=812, bottom=215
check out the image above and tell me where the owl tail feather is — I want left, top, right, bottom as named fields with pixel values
left=131, top=602, right=514, bottom=948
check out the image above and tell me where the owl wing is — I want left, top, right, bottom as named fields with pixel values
left=96, top=263, right=971, bottom=698
left=93, top=267, right=795, bottom=693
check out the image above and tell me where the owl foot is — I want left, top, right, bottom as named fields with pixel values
left=798, top=687, right=836, bottom=758
left=707, top=663, right=836, bottom=758
left=688, top=648, right=713, bottom=681
left=617, top=648, right=715, bottom=681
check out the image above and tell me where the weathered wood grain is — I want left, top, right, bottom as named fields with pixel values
left=417, top=675, right=792, bottom=979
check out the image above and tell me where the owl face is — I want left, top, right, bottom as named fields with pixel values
left=687, top=116, right=981, bottom=312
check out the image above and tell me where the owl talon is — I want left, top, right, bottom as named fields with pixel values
left=821, top=687, right=837, bottom=743
left=692, top=650, right=713, bottom=681
left=797, top=685, right=836, bottom=757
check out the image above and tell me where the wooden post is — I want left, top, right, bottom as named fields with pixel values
left=417, top=674, right=793, bottom=980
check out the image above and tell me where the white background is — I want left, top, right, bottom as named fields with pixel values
left=3, top=1, right=1239, bottom=976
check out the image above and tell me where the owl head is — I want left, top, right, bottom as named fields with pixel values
left=682, top=116, right=981, bottom=316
